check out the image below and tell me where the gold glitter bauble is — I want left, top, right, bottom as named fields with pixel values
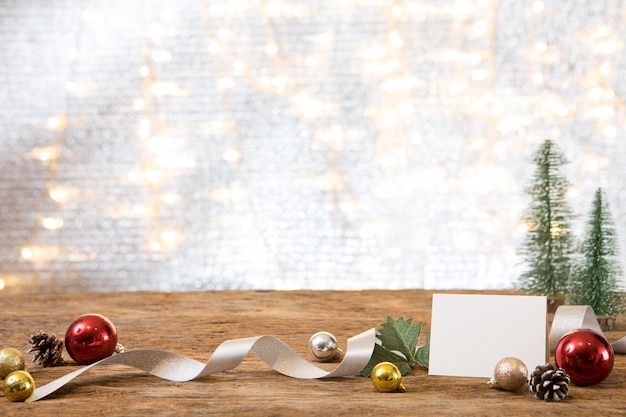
left=3, top=370, right=35, bottom=402
left=490, top=357, right=528, bottom=391
left=0, top=347, right=25, bottom=379
left=371, top=362, right=406, bottom=393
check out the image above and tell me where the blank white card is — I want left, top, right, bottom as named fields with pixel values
left=428, top=294, right=547, bottom=378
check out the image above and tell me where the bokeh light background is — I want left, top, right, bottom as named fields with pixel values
left=1, top=0, right=626, bottom=293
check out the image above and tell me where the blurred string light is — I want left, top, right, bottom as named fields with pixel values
left=3, top=0, right=626, bottom=292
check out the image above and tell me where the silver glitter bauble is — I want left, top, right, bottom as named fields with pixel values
left=489, top=357, right=529, bottom=391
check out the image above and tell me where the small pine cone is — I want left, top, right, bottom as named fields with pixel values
left=28, top=331, right=66, bottom=367
left=529, top=364, right=570, bottom=402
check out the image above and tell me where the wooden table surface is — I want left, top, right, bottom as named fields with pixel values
left=0, top=290, right=624, bottom=416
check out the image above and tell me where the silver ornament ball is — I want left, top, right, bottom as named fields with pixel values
left=308, top=331, right=343, bottom=362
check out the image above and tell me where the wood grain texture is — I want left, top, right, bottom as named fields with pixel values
left=0, top=290, right=624, bottom=416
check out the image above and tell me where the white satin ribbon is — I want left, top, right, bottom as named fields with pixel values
left=27, top=328, right=376, bottom=402
left=548, top=305, right=626, bottom=353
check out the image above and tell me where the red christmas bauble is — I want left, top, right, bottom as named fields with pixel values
left=555, top=328, right=614, bottom=386
left=65, top=314, right=118, bottom=365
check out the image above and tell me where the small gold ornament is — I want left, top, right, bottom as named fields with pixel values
left=3, top=370, right=35, bottom=402
left=0, top=347, right=25, bottom=379
left=489, top=357, right=528, bottom=392
left=371, top=362, right=406, bottom=393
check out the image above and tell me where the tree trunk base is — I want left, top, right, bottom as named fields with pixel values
left=597, top=316, right=616, bottom=331
left=547, top=298, right=566, bottom=314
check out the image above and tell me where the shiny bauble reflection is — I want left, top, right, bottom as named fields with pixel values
left=3, top=370, right=35, bottom=402
left=65, top=313, right=118, bottom=365
left=371, top=361, right=406, bottom=393
left=555, top=328, right=614, bottom=386
left=308, top=331, right=341, bottom=362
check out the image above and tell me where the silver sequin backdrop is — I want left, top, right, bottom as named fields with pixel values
left=1, top=0, right=626, bottom=292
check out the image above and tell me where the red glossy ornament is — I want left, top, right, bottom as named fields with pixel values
left=65, top=314, right=118, bottom=365
left=555, top=328, right=614, bottom=386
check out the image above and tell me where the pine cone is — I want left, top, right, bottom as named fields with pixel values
left=28, top=331, right=66, bottom=367
left=529, top=364, right=570, bottom=402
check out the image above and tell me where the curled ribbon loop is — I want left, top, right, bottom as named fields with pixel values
left=549, top=305, right=626, bottom=353
left=27, top=328, right=376, bottom=402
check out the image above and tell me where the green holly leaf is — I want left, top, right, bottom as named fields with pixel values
left=379, top=316, right=421, bottom=364
left=358, top=316, right=429, bottom=377
left=415, top=333, right=430, bottom=368
left=358, top=344, right=413, bottom=377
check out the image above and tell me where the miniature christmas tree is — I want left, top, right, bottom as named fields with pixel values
left=517, top=139, right=575, bottom=303
left=568, top=188, right=624, bottom=318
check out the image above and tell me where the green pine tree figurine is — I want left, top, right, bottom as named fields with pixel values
left=568, top=188, right=624, bottom=320
left=517, top=139, right=575, bottom=304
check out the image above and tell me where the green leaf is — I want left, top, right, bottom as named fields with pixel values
left=358, top=343, right=413, bottom=377
left=358, top=316, right=430, bottom=377
left=415, top=333, right=430, bottom=368
left=379, top=316, right=421, bottom=364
